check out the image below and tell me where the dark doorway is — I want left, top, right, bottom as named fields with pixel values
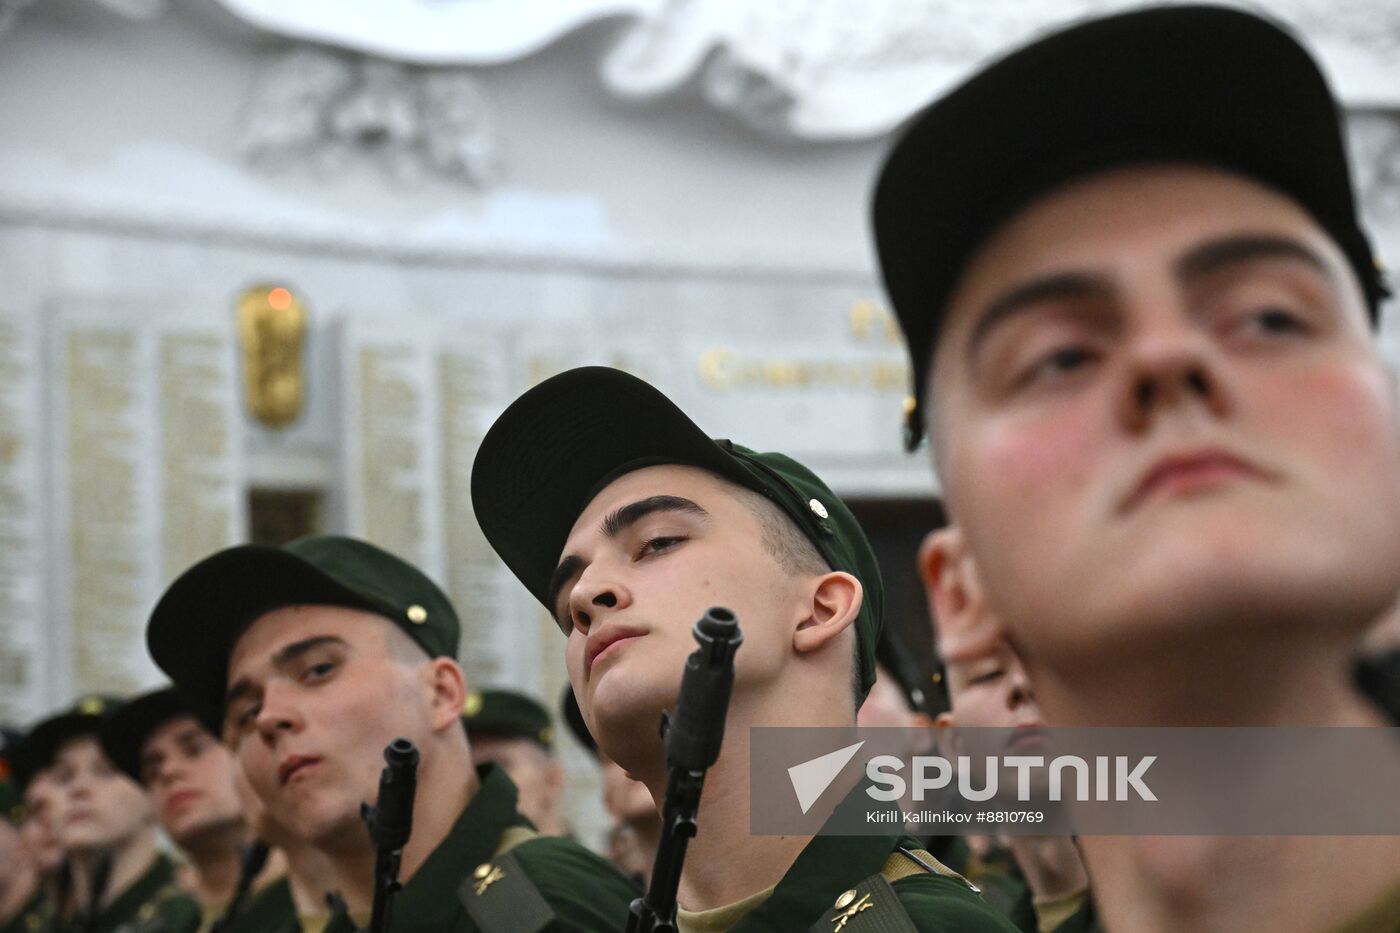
left=247, top=488, right=323, bottom=546
left=847, top=496, right=948, bottom=715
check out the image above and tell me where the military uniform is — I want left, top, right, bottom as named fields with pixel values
left=49, top=854, right=200, bottom=933
left=322, top=764, right=638, bottom=933
left=671, top=829, right=1014, bottom=933
left=203, top=877, right=296, bottom=933
left=471, top=367, right=1022, bottom=933
left=146, top=536, right=639, bottom=933
left=1, top=890, right=52, bottom=933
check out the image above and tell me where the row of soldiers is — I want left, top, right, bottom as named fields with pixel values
left=0, top=684, right=661, bottom=933
left=5, top=5, right=1400, bottom=930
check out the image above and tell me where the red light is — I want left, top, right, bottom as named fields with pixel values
left=267, top=287, right=292, bottom=310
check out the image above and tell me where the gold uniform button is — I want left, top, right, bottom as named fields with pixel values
left=834, top=889, right=858, bottom=910
left=407, top=605, right=428, bottom=624
left=463, top=691, right=484, bottom=717
left=809, top=498, right=829, bottom=520
left=473, top=863, right=492, bottom=880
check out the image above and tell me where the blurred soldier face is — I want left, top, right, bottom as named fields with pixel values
left=0, top=814, right=29, bottom=884
left=20, top=771, right=65, bottom=874
left=939, top=645, right=1043, bottom=732
left=929, top=165, right=1400, bottom=675
left=223, top=606, right=437, bottom=849
left=139, top=715, right=243, bottom=849
left=553, top=465, right=823, bottom=761
left=49, top=736, right=153, bottom=855
left=469, top=736, right=562, bottom=833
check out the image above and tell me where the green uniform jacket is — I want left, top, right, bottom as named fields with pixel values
left=51, top=854, right=201, bottom=933
left=714, top=830, right=1019, bottom=933
left=204, top=877, right=297, bottom=933
left=329, top=764, right=638, bottom=932
left=1, top=888, right=53, bottom=933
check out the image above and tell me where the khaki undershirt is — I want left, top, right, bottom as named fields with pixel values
left=675, top=885, right=777, bottom=933
left=1033, top=888, right=1089, bottom=933
left=1329, top=878, right=1400, bottom=933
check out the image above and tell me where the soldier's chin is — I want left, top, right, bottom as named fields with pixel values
left=587, top=674, right=672, bottom=763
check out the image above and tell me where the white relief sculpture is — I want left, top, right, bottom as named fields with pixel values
left=202, top=0, right=1400, bottom=140
left=238, top=48, right=498, bottom=187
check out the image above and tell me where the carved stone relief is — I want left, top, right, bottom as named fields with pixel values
left=238, top=48, right=498, bottom=187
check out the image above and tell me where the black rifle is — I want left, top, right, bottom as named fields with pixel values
left=626, top=607, right=743, bottom=933
left=208, top=841, right=271, bottom=933
left=361, top=738, right=419, bottom=933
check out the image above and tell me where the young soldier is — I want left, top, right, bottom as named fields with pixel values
left=97, top=688, right=291, bottom=931
left=145, top=535, right=638, bottom=932
left=22, top=697, right=200, bottom=933
left=11, top=766, right=66, bottom=925
left=872, top=7, right=1400, bottom=930
left=461, top=690, right=567, bottom=837
left=924, top=530, right=1095, bottom=933
left=471, top=366, right=1017, bottom=932
left=0, top=731, right=51, bottom=933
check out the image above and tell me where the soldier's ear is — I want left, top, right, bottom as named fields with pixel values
left=426, top=657, right=468, bottom=733
left=792, top=571, right=861, bottom=656
left=917, top=527, right=1003, bottom=663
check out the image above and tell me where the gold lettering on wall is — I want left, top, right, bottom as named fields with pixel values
left=698, top=346, right=908, bottom=392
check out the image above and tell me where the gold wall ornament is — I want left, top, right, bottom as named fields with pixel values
left=237, top=285, right=307, bottom=428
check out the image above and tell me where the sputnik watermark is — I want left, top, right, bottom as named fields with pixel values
left=866, top=754, right=1156, bottom=802
left=751, top=726, right=1400, bottom=836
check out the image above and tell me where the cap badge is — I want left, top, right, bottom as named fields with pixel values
left=78, top=697, right=105, bottom=716
left=808, top=498, right=829, bottom=520
left=407, top=605, right=427, bottom=624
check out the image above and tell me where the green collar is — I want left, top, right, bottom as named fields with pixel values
left=89, top=853, right=176, bottom=933
left=726, top=786, right=904, bottom=933
left=389, top=764, right=530, bottom=928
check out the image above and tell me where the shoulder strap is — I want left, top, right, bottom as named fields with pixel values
left=807, top=874, right=916, bottom=933
left=458, top=849, right=556, bottom=933
left=806, top=847, right=982, bottom=933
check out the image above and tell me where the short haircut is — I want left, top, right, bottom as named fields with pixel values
left=726, top=481, right=863, bottom=711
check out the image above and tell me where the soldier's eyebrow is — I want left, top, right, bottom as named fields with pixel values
left=224, top=635, right=349, bottom=709
left=1174, top=233, right=1331, bottom=284
left=601, top=496, right=708, bottom=539
left=547, top=496, right=710, bottom=619
left=966, top=272, right=1111, bottom=363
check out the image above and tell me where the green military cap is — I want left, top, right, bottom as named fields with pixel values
left=471, top=366, right=886, bottom=700
left=99, top=687, right=204, bottom=784
left=11, top=694, right=125, bottom=791
left=461, top=689, right=555, bottom=751
left=147, top=535, right=460, bottom=725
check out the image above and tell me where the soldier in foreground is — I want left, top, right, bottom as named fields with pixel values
left=472, top=366, right=1017, bottom=932
left=145, top=535, right=638, bottom=932
left=872, top=6, right=1400, bottom=930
